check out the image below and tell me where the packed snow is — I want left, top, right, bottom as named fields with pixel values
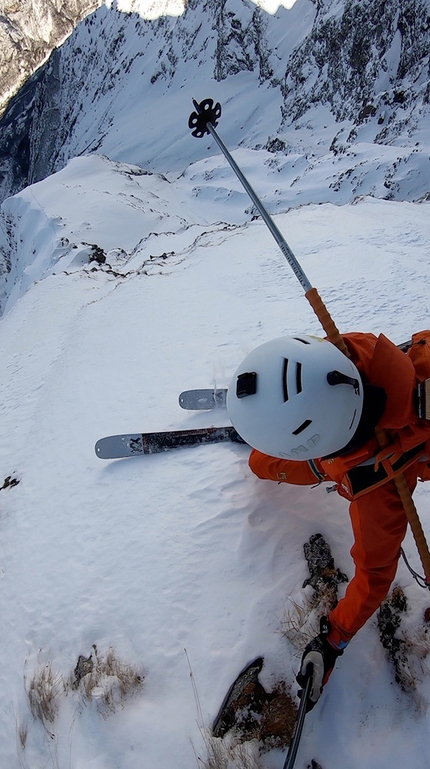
left=1, top=144, right=430, bottom=769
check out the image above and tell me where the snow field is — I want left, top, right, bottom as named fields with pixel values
left=0, top=155, right=430, bottom=767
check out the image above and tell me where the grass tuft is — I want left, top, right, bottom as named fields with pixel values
left=25, top=661, right=62, bottom=725
left=70, top=644, right=144, bottom=715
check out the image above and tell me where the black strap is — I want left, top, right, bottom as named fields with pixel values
left=323, top=383, right=387, bottom=459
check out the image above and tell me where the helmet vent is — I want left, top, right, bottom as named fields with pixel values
left=283, top=359, right=303, bottom=400
left=296, top=362, right=303, bottom=394
left=292, top=419, right=312, bottom=436
left=293, top=337, right=311, bottom=344
left=282, top=358, right=289, bottom=401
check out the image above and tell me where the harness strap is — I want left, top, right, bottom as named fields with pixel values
left=417, top=378, right=430, bottom=420
left=337, top=443, right=426, bottom=501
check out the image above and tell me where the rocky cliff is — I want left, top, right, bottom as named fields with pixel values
left=0, top=0, right=103, bottom=114
left=281, top=0, right=430, bottom=142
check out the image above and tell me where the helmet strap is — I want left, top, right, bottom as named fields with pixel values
left=327, top=370, right=360, bottom=393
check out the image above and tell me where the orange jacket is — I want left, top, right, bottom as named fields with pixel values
left=249, top=331, right=430, bottom=647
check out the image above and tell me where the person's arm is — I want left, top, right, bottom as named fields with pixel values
left=249, top=448, right=328, bottom=485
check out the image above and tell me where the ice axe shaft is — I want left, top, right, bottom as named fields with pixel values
left=188, top=97, right=430, bottom=587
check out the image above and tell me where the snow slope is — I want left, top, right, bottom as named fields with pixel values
left=1, top=147, right=430, bottom=769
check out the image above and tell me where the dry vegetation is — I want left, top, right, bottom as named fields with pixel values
left=25, top=661, right=63, bottom=726
left=70, top=644, right=144, bottom=716
left=21, top=644, right=144, bottom=757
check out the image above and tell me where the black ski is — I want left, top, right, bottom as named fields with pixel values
left=212, top=655, right=314, bottom=769
left=212, top=657, right=265, bottom=738
left=95, top=426, right=245, bottom=459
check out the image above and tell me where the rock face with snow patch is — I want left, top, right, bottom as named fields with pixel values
left=0, top=0, right=103, bottom=115
left=280, top=0, right=430, bottom=144
left=0, top=0, right=429, bottom=204
left=0, top=0, right=277, bottom=202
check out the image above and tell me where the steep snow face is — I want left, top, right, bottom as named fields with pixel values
left=0, top=0, right=429, bottom=205
left=1, top=150, right=430, bottom=769
left=0, top=155, right=203, bottom=313
left=0, top=0, right=104, bottom=115
left=2, top=139, right=429, bottom=312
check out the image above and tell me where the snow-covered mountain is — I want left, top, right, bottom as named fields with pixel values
left=0, top=0, right=104, bottom=115
left=0, top=0, right=429, bottom=205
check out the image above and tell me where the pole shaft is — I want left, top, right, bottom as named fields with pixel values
left=282, top=674, right=312, bottom=769
left=206, top=123, right=312, bottom=293
left=305, top=287, right=349, bottom=356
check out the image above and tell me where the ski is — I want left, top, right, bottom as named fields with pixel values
left=95, top=425, right=245, bottom=459
left=212, top=657, right=265, bottom=738
left=212, top=655, right=313, bottom=769
left=178, top=388, right=227, bottom=410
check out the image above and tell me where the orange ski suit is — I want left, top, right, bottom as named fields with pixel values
left=249, top=331, right=430, bottom=648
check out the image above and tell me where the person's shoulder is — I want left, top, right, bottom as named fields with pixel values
left=341, top=332, right=378, bottom=372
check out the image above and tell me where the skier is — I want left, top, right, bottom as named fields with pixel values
left=227, top=331, right=430, bottom=711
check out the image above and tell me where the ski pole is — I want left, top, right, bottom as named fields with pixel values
left=188, top=99, right=348, bottom=357
left=188, top=97, right=430, bottom=588
left=283, top=671, right=312, bottom=769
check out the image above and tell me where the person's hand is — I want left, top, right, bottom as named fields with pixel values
left=296, top=617, right=344, bottom=711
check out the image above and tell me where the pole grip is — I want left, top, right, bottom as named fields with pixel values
left=305, top=287, right=349, bottom=357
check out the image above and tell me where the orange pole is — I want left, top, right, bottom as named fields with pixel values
left=305, top=288, right=349, bottom=357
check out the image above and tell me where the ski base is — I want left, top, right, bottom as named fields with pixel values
left=95, top=425, right=244, bottom=459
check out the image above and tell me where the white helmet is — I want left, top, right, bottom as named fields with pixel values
left=227, top=335, right=363, bottom=459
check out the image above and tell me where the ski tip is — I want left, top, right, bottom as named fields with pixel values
left=212, top=656, right=264, bottom=738
left=94, top=440, right=105, bottom=458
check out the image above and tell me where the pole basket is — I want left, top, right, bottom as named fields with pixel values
left=188, top=98, right=222, bottom=137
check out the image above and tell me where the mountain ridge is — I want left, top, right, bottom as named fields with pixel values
left=0, top=0, right=429, bottom=207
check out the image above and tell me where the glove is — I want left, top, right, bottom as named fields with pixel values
left=296, top=617, right=344, bottom=712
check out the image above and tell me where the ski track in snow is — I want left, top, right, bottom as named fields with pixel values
left=0, top=154, right=430, bottom=768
